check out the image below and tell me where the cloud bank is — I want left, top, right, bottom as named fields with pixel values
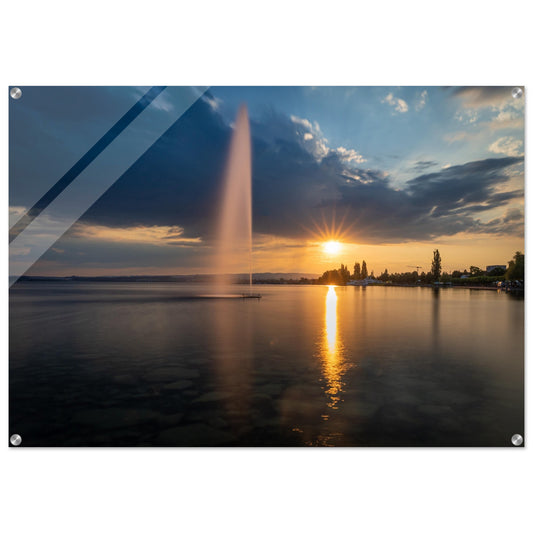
left=75, top=95, right=523, bottom=246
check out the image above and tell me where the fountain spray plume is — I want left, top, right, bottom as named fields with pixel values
left=215, top=105, right=253, bottom=294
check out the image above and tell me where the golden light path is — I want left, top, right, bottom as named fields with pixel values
left=325, top=285, right=338, bottom=352
left=320, top=285, right=346, bottom=411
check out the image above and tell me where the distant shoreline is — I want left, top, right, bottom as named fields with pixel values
left=372, top=283, right=499, bottom=290
left=12, top=276, right=520, bottom=292
left=12, top=274, right=319, bottom=284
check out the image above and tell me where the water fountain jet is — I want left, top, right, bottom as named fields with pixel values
left=214, top=105, right=260, bottom=298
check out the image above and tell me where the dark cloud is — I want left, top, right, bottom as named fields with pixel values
left=450, top=86, right=517, bottom=108
left=479, top=208, right=524, bottom=236
left=9, top=87, right=158, bottom=209
left=82, top=94, right=231, bottom=238
left=307, top=156, right=523, bottom=242
left=406, top=157, right=522, bottom=209
left=13, top=87, right=141, bottom=123
left=74, top=97, right=524, bottom=245
left=411, top=160, right=437, bottom=172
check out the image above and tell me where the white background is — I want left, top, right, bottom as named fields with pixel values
left=1, top=1, right=531, bottom=531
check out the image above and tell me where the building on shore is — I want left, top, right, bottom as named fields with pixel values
left=347, top=277, right=383, bottom=286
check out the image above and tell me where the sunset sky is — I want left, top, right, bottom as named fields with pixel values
left=10, top=86, right=524, bottom=277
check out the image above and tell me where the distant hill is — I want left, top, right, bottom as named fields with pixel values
left=248, top=273, right=319, bottom=280
left=16, top=273, right=320, bottom=283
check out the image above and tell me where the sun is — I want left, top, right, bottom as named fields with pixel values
left=323, top=240, right=342, bottom=255
left=304, top=208, right=354, bottom=255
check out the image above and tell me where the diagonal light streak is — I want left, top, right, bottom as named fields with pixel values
left=9, top=86, right=208, bottom=285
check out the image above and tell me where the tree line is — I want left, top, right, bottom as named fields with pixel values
left=315, top=250, right=524, bottom=286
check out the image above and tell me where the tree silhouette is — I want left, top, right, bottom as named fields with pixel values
left=469, top=266, right=483, bottom=276
left=506, top=251, right=524, bottom=280
left=317, top=264, right=352, bottom=285
left=339, top=264, right=351, bottom=284
left=379, top=268, right=390, bottom=282
left=353, top=262, right=361, bottom=280
left=361, top=260, right=368, bottom=279
left=431, top=249, right=442, bottom=281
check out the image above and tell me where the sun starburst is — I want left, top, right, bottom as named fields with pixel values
left=302, top=208, right=355, bottom=253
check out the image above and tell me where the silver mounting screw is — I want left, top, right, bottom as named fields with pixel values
left=10, top=87, right=22, bottom=100
left=10, top=434, right=22, bottom=446
left=511, top=87, right=523, bottom=99
left=511, top=434, right=523, bottom=446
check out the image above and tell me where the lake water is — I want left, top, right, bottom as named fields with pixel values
left=9, top=282, right=524, bottom=446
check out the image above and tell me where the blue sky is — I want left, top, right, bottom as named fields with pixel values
left=212, top=86, right=524, bottom=184
left=9, top=86, right=525, bottom=276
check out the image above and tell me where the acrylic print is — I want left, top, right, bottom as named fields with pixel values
left=9, top=86, right=524, bottom=447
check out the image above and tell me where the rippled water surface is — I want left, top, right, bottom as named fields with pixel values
left=10, top=282, right=524, bottom=446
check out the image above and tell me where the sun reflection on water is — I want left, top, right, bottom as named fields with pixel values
left=319, top=285, right=347, bottom=411
left=325, top=285, right=338, bottom=353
